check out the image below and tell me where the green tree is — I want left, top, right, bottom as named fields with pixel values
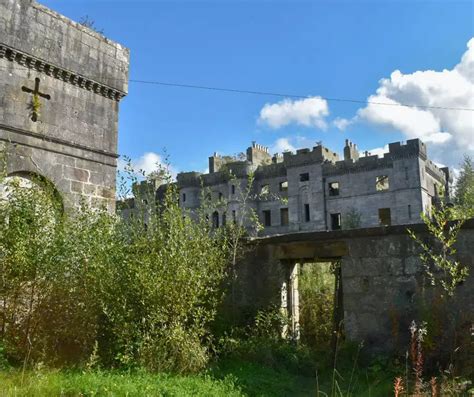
left=454, top=155, right=474, bottom=213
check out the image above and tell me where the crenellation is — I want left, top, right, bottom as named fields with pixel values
left=126, top=138, right=447, bottom=236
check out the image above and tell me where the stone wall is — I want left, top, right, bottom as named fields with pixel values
left=238, top=220, right=474, bottom=360
left=0, top=0, right=129, bottom=211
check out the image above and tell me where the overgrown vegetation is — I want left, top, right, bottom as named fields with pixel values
left=1, top=149, right=473, bottom=396
left=0, top=164, right=229, bottom=373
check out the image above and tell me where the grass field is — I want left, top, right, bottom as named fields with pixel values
left=0, top=358, right=396, bottom=397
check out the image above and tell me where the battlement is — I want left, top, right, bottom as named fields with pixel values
left=177, top=171, right=202, bottom=187
left=385, top=139, right=427, bottom=160
left=283, top=144, right=339, bottom=167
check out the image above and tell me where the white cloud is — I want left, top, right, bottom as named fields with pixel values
left=333, top=117, right=352, bottom=131
left=119, top=152, right=177, bottom=179
left=353, top=38, right=474, bottom=165
left=258, top=96, right=329, bottom=129
left=270, top=137, right=296, bottom=154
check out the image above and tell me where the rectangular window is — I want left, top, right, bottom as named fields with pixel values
left=408, top=204, right=412, bottom=219
left=304, top=204, right=310, bottom=222
left=182, top=193, right=186, bottom=202
left=300, top=172, right=310, bottom=182
left=232, top=210, right=236, bottom=223
left=262, top=210, right=271, bottom=227
left=231, top=185, right=235, bottom=195
left=279, top=181, right=288, bottom=192
left=329, top=182, right=340, bottom=196
left=330, top=213, right=341, bottom=230
left=280, top=208, right=289, bottom=226
left=219, top=192, right=223, bottom=201
left=376, top=175, right=389, bottom=191
left=379, top=208, right=391, bottom=226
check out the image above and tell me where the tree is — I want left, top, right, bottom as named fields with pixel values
left=407, top=201, right=469, bottom=298
left=454, top=155, right=474, bottom=213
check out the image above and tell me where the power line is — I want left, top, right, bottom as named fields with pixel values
left=1, top=64, right=473, bottom=112
left=129, top=79, right=474, bottom=112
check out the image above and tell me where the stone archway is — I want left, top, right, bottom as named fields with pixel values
left=1, top=171, right=64, bottom=214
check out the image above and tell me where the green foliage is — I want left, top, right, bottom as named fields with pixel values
left=0, top=369, right=242, bottom=397
left=407, top=202, right=469, bottom=297
left=0, top=163, right=228, bottom=373
left=299, top=263, right=335, bottom=349
left=342, top=207, right=362, bottom=230
left=454, top=155, right=474, bottom=213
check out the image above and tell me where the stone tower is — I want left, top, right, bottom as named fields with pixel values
left=0, top=0, right=129, bottom=211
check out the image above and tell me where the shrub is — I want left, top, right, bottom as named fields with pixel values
left=0, top=169, right=228, bottom=373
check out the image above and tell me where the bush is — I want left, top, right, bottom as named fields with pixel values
left=0, top=172, right=228, bottom=373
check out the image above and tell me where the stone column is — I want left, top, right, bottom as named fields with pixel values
left=280, top=260, right=300, bottom=340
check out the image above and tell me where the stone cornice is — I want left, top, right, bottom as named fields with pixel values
left=0, top=43, right=127, bottom=101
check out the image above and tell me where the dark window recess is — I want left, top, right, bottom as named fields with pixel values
left=262, top=210, right=272, bottom=227
left=212, top=211, right=219, bottom=228
left=231, top=185, right=235, bottom=195
left=182, top=193, right=186, bottom=203
left=376, top=175, right=389, bottom=191
left=232, top=210, right=236, bottom=223
left=280, top=208, right=289, bottom=226
left=408, top=204, right=412, bottom=219
left=143, top=199, right=148, bottom=205
left=379, top=208, right=391, bottom=226
left=300, top=173, right=310, bottom=182
left=279, top=181, right=288, bottom=192
left=219, top=192, right=223, bottom=201
left=304, top=204, right=310, bottom=222
left=330, top=213, right=341, bottom=230
left=222, top=213, right=227, bottom=226
left=329, top=182, right=340, bottom=196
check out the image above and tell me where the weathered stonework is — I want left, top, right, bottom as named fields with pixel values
left=237, top=220, right=474, bottom=360
left=0, top=0, right=129, bottom=211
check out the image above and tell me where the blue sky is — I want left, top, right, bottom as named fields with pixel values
left=41, top=0, right=474, bottom=173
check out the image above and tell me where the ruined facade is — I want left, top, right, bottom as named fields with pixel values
left=173, top=138, right=450, bottom=235
left=0, top=0, right=129, bottom=211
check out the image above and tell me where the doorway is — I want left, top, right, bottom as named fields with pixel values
left=298, top=260, right=343, bottom=349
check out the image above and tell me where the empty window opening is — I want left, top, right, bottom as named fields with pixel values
left=279, top=181, right=288, bottom=192
left=300, top=173, right=310, bottom=182
left=330, top=213, right=341, bottom=230
left=212, top=211, right=219, bottom=228
left=378, top=208, right=391, bottom=226
left=376, top=175, right=389, bottom=191
left=219, top=192, right=223, bottom=201
left=304, top=203, right=310, bottom=222
left=182, top=193, right=186, bottom=202
left=262, top=210, right=272, bottom=227
left=280, top=208, right=289, bottom=226
left=222, top=213, right=227, bottom=226
left=329, top=182, right=340, bottom=196
left=408, top=204, right=412, bottom=219
left=231, top=185, right=235, bottom=195
left=232, top=210, right=236, bottom=223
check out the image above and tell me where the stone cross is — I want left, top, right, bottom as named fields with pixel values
left=22, top=77, right=51, bottom=122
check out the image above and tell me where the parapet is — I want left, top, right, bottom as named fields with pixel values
left=177, top=171, right=202, bottom=187
left=283, top=144, right=339, bottom=167
left=246, top=142, right=272, bottom=166
left=386, top=139, right=427, bottom=160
